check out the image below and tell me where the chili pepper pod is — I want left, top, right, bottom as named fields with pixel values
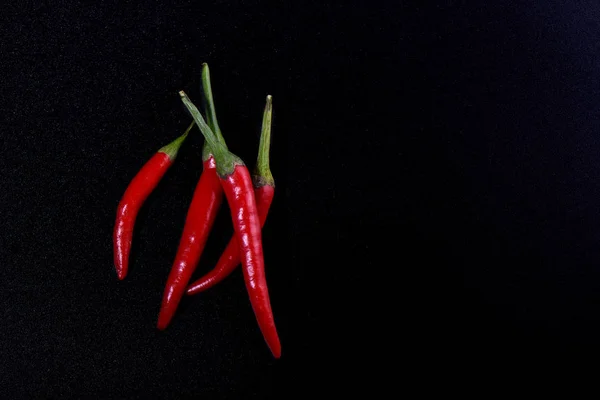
left=180, top=90, right=281, bottom=359
left=157, top=63, right=226, bottom=330
left=113, top=121, right=194, bottom=280
left=186, top=95, right=275, bottom=295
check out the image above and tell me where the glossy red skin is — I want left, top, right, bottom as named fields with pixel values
left=113, top=152, right=172, bottom=280
left=156, top=156, right=223, bottom=330
left=186, top=184, right=274, bottom=295
left=221, top=165, right=281, bottom=358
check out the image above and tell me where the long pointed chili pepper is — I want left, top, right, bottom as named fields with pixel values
left=156, top=63, right=227, bottom=330
left=113, top=121, right=194, bottom=280
left=180, top=90, right=281, bottom=359
left=186, top=95, right=275, bottom=295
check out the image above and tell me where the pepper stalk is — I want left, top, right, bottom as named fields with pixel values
left=179, top=90, right=242, bottom=177
left=200, top=63, right=227, bottom=161
left=158, top=121, right=195, bottom=160
left=253, top=95, right=274, bottom=187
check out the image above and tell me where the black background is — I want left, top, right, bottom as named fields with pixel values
left=2, top=0, right=600, bottom=397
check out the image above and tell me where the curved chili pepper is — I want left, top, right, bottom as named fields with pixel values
left=180, top=91, right=281, bottom=358
left=156, top=155, right=221, bottom=329
left=186, top=95, right=275, bottom=295
left=156, top=63, right=227, bottom=330
left=113, top=122, right=194, bottom=280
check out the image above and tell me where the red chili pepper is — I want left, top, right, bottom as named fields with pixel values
left=157, top=64, right=227, bottom=330
left=113, top=122, right=194, bottom=280
left=186, top=95, right=275, bottom=295
left=180, top=90, right=281, bottom=359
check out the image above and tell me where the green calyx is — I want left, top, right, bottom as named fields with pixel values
left=201, top=141, right=213, bottom=162
left=254, top=95, right=274, bottom=187
left=179, top=91, right=242, bottom=177
left=158, top=120, right=195, bottom=160
left=201, top=63, right=227, bottom=162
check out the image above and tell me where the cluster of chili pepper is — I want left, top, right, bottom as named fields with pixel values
left=113, top=64, right=281, bottom=358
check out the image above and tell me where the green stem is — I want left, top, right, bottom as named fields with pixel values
left=179, top=91, right=240, bottom=176
left=201, top=63, right=227, bottom=147
left=158, top=120, right=195, bottom=160
left=254, top=95, right=274, bottom=186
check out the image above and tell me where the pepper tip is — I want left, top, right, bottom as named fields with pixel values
left=273, top=348, right=281, bottom=359
left=156, top=320, right=167, bottom=331
left=115, top=267, right=126, bottom=280
left=156, top=310, right=171, bottom=331
left=269, top=340, right=282, bottom=359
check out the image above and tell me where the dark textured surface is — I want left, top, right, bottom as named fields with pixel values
left=3, top=0, right=600, bottom=396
